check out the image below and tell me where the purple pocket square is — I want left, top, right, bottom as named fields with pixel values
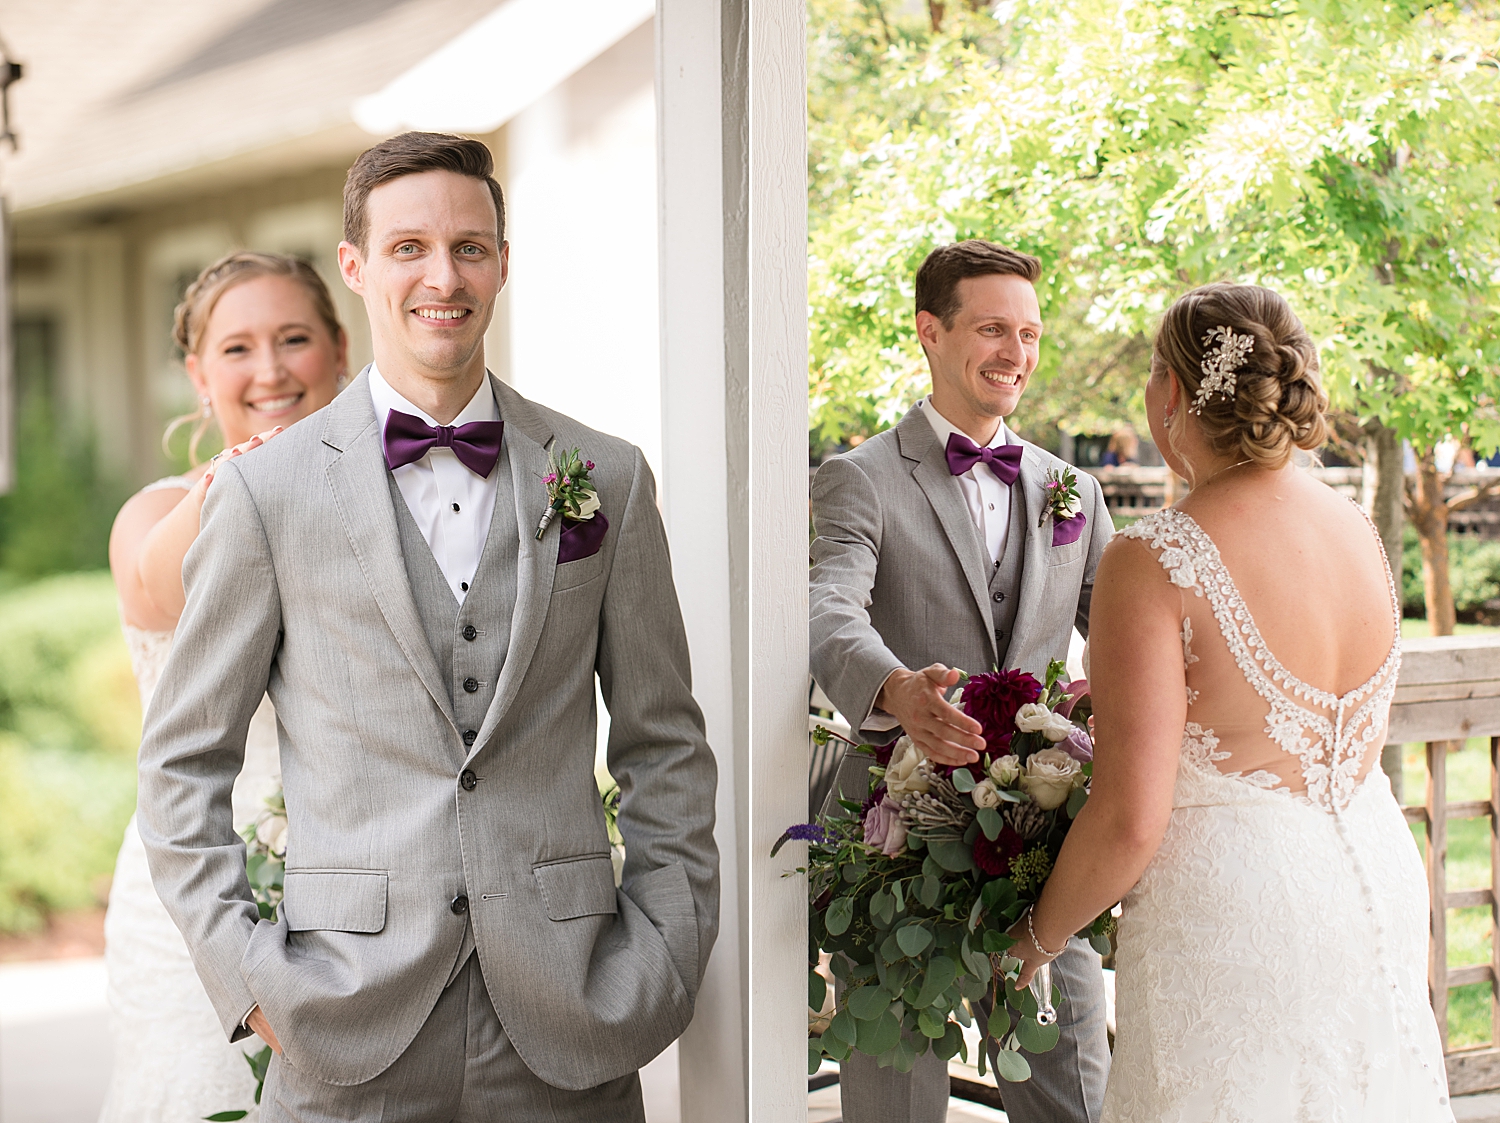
left=558, top=512, right=609, bottom=564
left=1052, top=511, right=1087, bottom=547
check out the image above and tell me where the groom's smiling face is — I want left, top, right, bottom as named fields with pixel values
left=340, top=169, right=506, bottom=388
left=918, top=272, right=1043, bottom=436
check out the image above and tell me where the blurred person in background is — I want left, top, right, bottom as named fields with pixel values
left=1100, top=423, right=1139, bottom=468
left=101, top=252, right=347, bottom=1122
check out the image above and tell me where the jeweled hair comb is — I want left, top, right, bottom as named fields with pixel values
left=1190, top=325, right=1255, bottom=414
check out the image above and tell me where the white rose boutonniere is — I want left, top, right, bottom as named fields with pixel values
left=1022, top=747, right=1084, bottom=811
left=884, top=736, right=931, bottom=800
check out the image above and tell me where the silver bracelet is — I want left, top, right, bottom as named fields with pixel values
left=1025, top=906, right=1066, bottom=960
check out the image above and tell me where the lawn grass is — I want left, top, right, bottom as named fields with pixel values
left=1405, top=736, right=1500, bottom=1048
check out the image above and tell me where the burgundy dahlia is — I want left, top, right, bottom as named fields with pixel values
left=973, top=825, right=1027, bottom=877
left=962, top=669, right=1042, bottom=756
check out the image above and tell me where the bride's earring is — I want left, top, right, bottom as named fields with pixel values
left=336, top=370, right=350, bottom=391
left=199, top=394, right=213, bottom=418
left=1163, top=406, right=1175, bottom=427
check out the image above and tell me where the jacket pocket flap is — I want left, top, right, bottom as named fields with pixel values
left=534, top=855, right=619, bottom=920
left=282, top=869, right=388, bottom=933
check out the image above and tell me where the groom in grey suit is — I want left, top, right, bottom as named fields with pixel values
left=137, top=133, right=717, bottom=1121
left=810, top=240, right=1112, bottom=1123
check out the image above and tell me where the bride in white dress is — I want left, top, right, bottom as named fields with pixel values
left=100, top=252, right=346, bottom=1122
left=1009, top=283, right=1453, bottom=1121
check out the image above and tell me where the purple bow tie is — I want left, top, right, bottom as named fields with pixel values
left=945, top=432, right=1023, bottom=485
left=383, top=410, right=505, bottom=478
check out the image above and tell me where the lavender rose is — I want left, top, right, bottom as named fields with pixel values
left=862, top=794, right=908, bottom=857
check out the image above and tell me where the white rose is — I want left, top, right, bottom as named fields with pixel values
left=971, top=779, right=1003, bottom=809
left=884, top=736, right=931, bottom=799
left=1021, top=748, right=1083, bottom=811
left=257, top=814, right=288, bottom=856
left=990, top=754, right=1021, bottom=787
left=1014, top=703, right=1053, bottom=733
left=573, top=489, right=602, bottom=520
left=1041, top=712, right=1076, bottom=742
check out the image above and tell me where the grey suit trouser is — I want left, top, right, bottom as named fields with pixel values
left=261, top=955, right=646, bottom=1123
left=840, top=938, right=1109, bottom=1123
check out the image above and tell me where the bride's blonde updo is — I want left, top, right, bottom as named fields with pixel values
left=1152, top=282, right=1328, bottom=473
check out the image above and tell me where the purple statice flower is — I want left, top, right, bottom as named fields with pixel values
left=585, top=460, right=596, bottom=470
left=544, top=473, right=557, bottom=485
left=782, top=823, right=828, bottom=844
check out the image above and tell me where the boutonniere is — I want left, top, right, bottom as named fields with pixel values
left=1038, top=466, right=1082, bottom=527
left=534, top=446, right=602, bottom=540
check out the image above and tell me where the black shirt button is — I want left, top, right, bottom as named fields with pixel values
left=461, top=624, right=477, bottom=641
left=450, top=895, right=469, bottom=915
left=460, top=581, right=469, bottom=592
left=462, top=729, right=478, bottom=746
left=452, top=502, right=460, bottom=512
left=460, top=769, right=478, bottom=791
left=463, top=677, right=479, bottom=693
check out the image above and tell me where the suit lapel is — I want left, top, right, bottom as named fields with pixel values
left=322, top=369, right=455, bottom=728
left=1009, top=445, right=1053, bottom=652
left=898, top=408, right=995, bottom=650
left=473, top=376, right=555, bottom=752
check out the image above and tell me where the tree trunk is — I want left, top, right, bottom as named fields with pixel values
left=1364, top=423, right=1405, bottom=581
left=1408, top=448, right=1457, bottom=637
left=927, top=0, right=944, bottom=32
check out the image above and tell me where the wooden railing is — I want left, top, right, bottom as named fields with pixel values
left=1394, top=634, right=1500, bottom=1095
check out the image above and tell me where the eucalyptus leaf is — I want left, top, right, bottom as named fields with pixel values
left=892, top=1036, right=917, bottom=1073
left=204, top=1114, right=249, bottom=1122
left=809, top=1037, right=826, bottom=1075
left=858, top=1010, right=903, bottom=1056
left=917, top=1008, right=947, bottom=1039
left=829, top=1009, right=857, bottom=1045
left=896, top=924, right=933, bottom=957
left=927, top=839, right=976, bottom=873
left=891, top=879, right=905, bottom=914
left=914, top=955, right=957, bottom=1008
left=995, top=1047, right=1032, bottom=1083
left=809, top=969, right=827, bottom=1013
left=1066, top=786, right=1087, bottom=819
left=826, top=896, right=854, bottom=936
left=1090, top=931, right=1113, bottom=957
left=848, top=985, right=892, bottom=1022
left=951, top=768, right=976, bottom=792
left=975, top=806, right=1003, bottom=840
left=919, top=875, right=941, bottom=908
left=935, top=1020, right=965, bottom=1061
left=988, top=1004, right=1011, bottom=1039
left=1016, top=1015, right=1061, bottom=1054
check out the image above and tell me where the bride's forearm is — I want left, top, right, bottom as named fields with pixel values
left=1027, top=795, right=1169, bottom=951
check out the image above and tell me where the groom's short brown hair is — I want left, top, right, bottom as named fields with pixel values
left=343, top=132, right=507, bottom=253
left=916, top=240, right=1042, bottom=327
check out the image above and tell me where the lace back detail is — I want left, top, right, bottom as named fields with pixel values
left=1121, top=505, right=1402, bottom=814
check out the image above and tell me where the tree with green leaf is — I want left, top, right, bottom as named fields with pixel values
left=809, top=0, right=1500, bottom=631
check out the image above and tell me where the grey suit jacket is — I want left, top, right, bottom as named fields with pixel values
left=809, top=405, right=1112, bottom=734
left=137, top=371, right=718, bottom=1091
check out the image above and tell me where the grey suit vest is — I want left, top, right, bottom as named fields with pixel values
left=988, top=482, right=1027, bottom=668
left=387, top=444, right=520, bottom=982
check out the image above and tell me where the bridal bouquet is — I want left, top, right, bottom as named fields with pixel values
left=779, top=661, right=1114, bottom=1082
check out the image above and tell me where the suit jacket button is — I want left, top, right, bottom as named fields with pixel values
left=451, top=895, right=469, bottom=915
left=460, top=769, right=478, bottom=791
left=463, top=677, right=479, bottom=693
left=461, top=625, right=477, bottom=642
left=462, top=729, right=478, bottom=746
left=993, top=592, right=1005, bottom=602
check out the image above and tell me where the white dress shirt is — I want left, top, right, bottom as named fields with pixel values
left=369, top=365, right=500, bottom=604
left=918, top=396, right=1014, bottom=567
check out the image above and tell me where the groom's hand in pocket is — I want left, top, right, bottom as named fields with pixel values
left=247, top=1005, right=283, bottom=1055
left=876, top=664, right=985, bottom=766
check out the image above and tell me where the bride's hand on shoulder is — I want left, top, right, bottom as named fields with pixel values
left=110, top=426, right=284, bottom=631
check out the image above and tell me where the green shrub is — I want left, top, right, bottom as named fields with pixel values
left=0, top=735, right=137, bottom=932
left=1401, top=526, right=1500, bottom=617
left=0, top=573, right=142, bottom=933
left=0, top=571, right=140, bottom=755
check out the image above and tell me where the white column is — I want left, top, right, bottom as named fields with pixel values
left=657, top=0, right=747, bottom=1119
left=740, top=0, right=809, bottom=1117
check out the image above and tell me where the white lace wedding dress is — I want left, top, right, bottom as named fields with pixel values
left=98, top=478, right=282, bottom=1123
left=1106, top=507, right=1453, bottom=1122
